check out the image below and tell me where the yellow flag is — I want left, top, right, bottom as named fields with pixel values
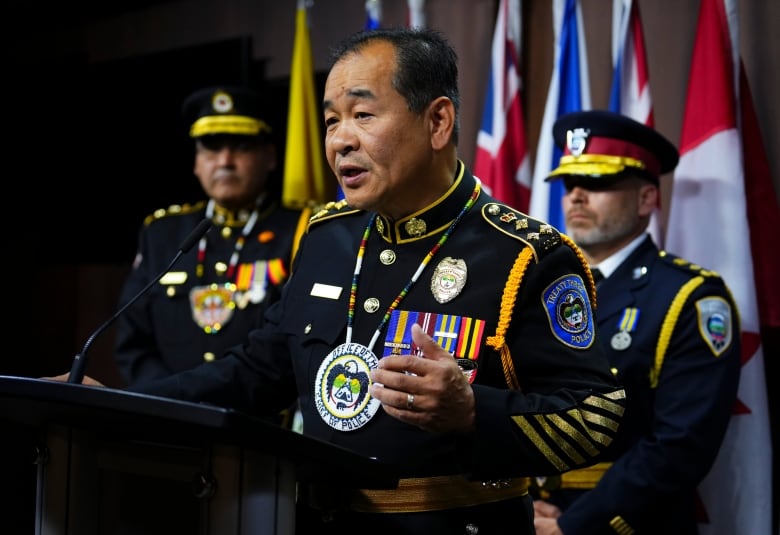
left=283, top=0, right=334, bottom=208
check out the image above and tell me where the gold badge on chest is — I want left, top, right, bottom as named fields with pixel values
left=430, top=256, right=467, bottom=304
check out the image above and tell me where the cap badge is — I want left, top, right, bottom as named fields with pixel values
left=567, top=127, right=590, bottom=157
left=211, top=90, right=235, bottom=114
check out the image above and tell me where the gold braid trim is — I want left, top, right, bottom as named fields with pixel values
left=486, top=248, right=534, bottom=390
left=560, top=233, right=598, bottom=309
left=650, top=276, right=704, bottom=387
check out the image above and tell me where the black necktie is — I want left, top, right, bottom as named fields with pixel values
left=590, top=268, right=604, bottom=285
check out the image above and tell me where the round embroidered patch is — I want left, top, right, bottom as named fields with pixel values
left=314, top=343, right=381, bottom=431
left=542, top=275, right=595, bottom=349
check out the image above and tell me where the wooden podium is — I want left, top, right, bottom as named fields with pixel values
left=0, top=375, right=397, bottom=535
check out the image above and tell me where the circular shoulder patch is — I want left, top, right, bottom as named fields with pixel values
left=542, top=275, right=595, bottom=349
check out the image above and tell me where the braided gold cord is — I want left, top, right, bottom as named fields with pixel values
left=651, top=276, right=703, bottom=387
left=560, top=234, right=598, bottom=309
left=487, top=248, right=534, bottom=390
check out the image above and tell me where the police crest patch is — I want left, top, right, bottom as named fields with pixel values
left=314, top=343, right=381, bottom=431
left=542, top=275, right=595, bottom=349
left=190, top=283, right=236, bottom=334
left=695, top=297, right=733, bottom=356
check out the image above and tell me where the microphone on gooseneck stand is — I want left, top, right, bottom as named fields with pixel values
left=67, top=218, right=213, bottom=384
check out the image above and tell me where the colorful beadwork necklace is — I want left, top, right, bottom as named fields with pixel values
left=314, top=178, right=481, bottom=432
left=196, top=197, right=261, bottom=280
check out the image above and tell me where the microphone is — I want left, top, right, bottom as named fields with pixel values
left=68, top=218, right=213, bottom=384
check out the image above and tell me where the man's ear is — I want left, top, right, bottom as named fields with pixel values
left=637, top=183, right=659, bottom=217
left=428, top=96, right=455, bottom=150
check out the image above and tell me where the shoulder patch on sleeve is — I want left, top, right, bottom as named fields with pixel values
left=695, top=296, right=734, bottom=356
left=542, top=274, right=596, bottom=349
left=480, top=202, right=562, bottom=262
left=143, top=200, right=207, bottom=226
left=308, top=200, right=361, bottom=227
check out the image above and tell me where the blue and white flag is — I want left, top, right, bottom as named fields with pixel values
left=365, top=0, right=381, bottom=30
left=528, top=0, right=591, bottom=232
left=609, top=0, right=652, bottom=125
left=609, top=0, right=663, bottom=245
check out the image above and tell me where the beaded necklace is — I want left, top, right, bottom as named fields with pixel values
left=346, top=180, right=481, bottom=353
left=196, top=197, right=261, bottom=280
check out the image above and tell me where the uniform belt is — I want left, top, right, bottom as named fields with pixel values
left=559, top=462, right=612, bottom=489
left=351, top=475, right=530, bottom=513
left=312, top=475, right=530, bottom=514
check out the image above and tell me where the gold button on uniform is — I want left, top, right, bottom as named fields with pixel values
left=364, top=298, right=380, bottom=313
left=379, top=249, right=396, bottom=265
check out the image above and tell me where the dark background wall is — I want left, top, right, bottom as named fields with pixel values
left=6, top=0, right=778, bottom=373
left=3, top=0, right=777, bottom=530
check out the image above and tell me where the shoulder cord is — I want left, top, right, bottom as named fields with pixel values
left=486, top=234, right=595, bottom=390
left=650, top=276, right=703, bottom=388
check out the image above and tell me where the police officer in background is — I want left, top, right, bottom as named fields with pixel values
left=532, top=110, right=742, bottom=535
left=115, top=85, right=311, bottom=388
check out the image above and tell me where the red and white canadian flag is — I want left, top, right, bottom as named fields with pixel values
left=665, top=0, right=778, bottom=533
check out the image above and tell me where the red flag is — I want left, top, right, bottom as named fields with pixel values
left=740, top=63, right=780, bottom=329
left=473, top=0, right=530, bottom=211
left=665, top=0, right=777, bottom=532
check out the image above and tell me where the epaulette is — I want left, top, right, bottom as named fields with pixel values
left=480, top=202, right=562, bottom=263
left=308, top=199, right=360, bottom=227
left=481, top=202, right=596, bottom=391
left=143, top=200, right=207, bottom=226
left=658, top=250, right=723, bottom=279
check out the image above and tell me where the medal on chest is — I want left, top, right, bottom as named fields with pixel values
left=610, top=307, right=639, bottom=351
left=189, top=198, right=273, bottom=327
left=314, top=182, right=480, bottom=431
left=610, top=331, right=632, bottom=351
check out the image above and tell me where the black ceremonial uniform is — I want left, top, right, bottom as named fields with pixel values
left=131, top=163, right=625, bottom=535
left=115, top=196, right=309, bottom=386
left=549, top=236, right=741, bottom=535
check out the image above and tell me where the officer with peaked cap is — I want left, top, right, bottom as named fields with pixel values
left=114, top=86, right=312, bottom=402
left=532, top=110, right=742, bottom=535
